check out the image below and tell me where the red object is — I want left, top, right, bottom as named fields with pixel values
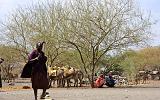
left=95, top=75, right=105, bottom=88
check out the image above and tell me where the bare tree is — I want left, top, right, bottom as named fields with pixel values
left=60, top=0, right=152, bottom=87
left=0, top=45, right=21, bottom=83
left=0, top=1, right=67, bottom=67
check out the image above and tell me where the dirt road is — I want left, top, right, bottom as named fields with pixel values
left=0, top=87, right=160, bottom=100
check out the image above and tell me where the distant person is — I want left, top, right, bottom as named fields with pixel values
left=21, top=42, right=49, bottom=100
left=0, top=58, right=4, bottom=88
left=95, top=74, right=105, bottom=88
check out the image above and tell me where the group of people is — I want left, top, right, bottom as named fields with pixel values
left=94, top=73, right=116, bottom=88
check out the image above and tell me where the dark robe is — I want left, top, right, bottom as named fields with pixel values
left=20, top=61, right=36, bottom=78
left=21, top=50, right=38, bottom=78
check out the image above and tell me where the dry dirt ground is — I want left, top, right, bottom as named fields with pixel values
left=1, top=81, right=160, bottom=100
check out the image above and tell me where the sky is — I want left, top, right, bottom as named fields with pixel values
left=137, top=0, right=160, bottom=46
left=0, top=0, right=160, bottom=46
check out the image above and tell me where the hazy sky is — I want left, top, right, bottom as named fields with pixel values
left=0, top=0, right=160, bottom=46
left=138, top=0, right=160, bottom=46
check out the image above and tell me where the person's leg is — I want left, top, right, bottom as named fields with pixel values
left=33, top=89, right=38, bottom=100
left=42, top=89, right=46, bottom=95
left=40, top=89, right=46, bottom=99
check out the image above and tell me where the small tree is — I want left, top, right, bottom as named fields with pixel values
left=0, top=45, right=22, bottom=83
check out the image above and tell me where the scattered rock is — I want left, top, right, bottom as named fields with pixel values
left=22, top=86, right=31, bottom=89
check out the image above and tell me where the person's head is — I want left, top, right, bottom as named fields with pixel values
left=36, top=41, right=45, bottom=51
left=99, top=74, right=104, bottom=78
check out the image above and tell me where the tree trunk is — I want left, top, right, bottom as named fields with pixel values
left=91, top=82, right=94, bottom=88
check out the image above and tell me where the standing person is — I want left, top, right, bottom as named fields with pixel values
left=28, top=42, right=49, bottom=100
left=0, top=58, right=4, bottom=88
